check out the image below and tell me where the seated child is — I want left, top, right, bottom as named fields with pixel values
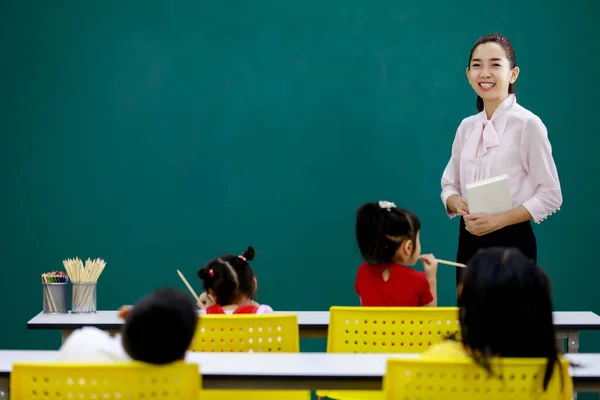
left=196, top=246, right=273, bottom=314
left=422, top=247, right=573, bottom=399
left=354, top=200, right=438, bottom=306
left=57, top=288, right=198, bottom=363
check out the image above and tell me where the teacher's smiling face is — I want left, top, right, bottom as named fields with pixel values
left=466, top=42, right=519, bottom=106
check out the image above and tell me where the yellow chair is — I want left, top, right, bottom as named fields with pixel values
left=191, top=313, right=301, bottom=353
left=383, top=357, right=572, bottom=400
left=10, top=361, right=199, bottom=400
left=318, top=306, right=460, bottom=400
left=192, top=313, right=311, bottom=399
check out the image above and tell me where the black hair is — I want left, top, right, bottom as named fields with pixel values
left=468, top=33, right=517, bottom=112
left=458, top=247, right=562, bottom=391
left=121, top=287, right=198, bottom=364
left=197, top=246, right=256, bottom=306
left=355, top=202, right=420, bottom=264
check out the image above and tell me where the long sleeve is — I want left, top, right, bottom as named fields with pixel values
left=520, top=117, right=563, bottom=223
left=440, top=133, right=462, bottom=218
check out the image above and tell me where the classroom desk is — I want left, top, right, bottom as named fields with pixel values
left=27, top=311, right=329, bottom=342
left=27, top=310, right=600, bottom=353
left=0, top=351, right=599, bottom=394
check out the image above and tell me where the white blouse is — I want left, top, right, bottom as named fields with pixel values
left=441, top=94, right=562, bottom=224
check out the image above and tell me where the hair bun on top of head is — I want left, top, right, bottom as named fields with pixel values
left=198, top=267, right=217, bottom=280
left=239, top=246, right=255, bottom=262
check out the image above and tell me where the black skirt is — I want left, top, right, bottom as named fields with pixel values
left=455, top=217, right=537, bottom=287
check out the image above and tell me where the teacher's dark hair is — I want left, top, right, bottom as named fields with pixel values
left=458, top=247, right=564, bottom=392
left=468, top=33, right=517, bottom=112
left=356, top=202, right=420, bottom=264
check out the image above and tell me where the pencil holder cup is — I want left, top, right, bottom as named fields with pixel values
left=42, top=282, right=68, bottom=314
left=71, top=282, right=97, bottom=313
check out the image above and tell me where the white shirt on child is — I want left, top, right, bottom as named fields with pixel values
left=57, top=305, right=274, bottom=362
left=57, top=326, right=131, bottom=362
left=57, top=326, right=195, bottom=362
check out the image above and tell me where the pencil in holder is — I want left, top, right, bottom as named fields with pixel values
left=62, top=257, right=106, bottom=313
left=42, top=282, right=68, bottom=314
left=71, top=282, right=97, bottom=313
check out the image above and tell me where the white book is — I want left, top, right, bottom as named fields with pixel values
left=465, top=174, right=512, bottom=215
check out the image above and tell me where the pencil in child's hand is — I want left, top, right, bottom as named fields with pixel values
left=176, top=270, right=200, bottom=302
left=435, top=259, right=467, bottom=268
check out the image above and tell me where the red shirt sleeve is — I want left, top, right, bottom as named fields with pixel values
left=419, top=275, right=433, bottom=306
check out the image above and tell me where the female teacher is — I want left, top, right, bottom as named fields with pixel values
left=440, top=33, right=562, bottom=287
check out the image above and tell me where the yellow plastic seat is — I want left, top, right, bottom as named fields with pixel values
left=10, top=361, right=199, bottom=400
left=191, top=313, right=301, bottom=353
left=318, top=306, right=460, bottom=400
left=383, top=357, right=572, bottom=400
left=192, top=313, right=311, bottom=399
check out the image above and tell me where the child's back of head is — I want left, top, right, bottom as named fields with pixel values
left=121, top=287, right=198, bottom=364
left=459, top=247, right=559, bottom=389
left=356, top=201, right=422, bottom=265
left=197, top=246, right=257, bottom=307
left=354, top=201, right=438, bottom=307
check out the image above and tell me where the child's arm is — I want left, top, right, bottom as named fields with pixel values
left=420, top=254, right=438, bottom=307
left=425, top=279, right=437, bottom=307
left=118, top=306, right=132, bottom=319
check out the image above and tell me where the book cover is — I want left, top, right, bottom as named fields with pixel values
left=465, top=174, right=512, bottom=215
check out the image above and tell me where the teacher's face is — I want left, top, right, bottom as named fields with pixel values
left=466, top=42, right=519, bottom=105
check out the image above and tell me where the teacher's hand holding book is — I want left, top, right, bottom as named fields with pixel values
left=448, top=195, right=469, bottom=216
left=464, top=213, right=502, bottom=236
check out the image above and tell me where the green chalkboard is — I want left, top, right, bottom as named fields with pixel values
left=1, top=1, right=599, bottom=364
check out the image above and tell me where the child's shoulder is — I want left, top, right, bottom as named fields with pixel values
left=356, top=262, right=385, bottom=274
left=256, top=304, right=274, bottom=314
left=58, top=327, right=127, bottom=362
left=65, top=326, right=113, bottom=343
left=199, top=304, right=275, bottom=315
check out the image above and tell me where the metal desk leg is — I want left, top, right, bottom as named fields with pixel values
left=0, top=376, right=9, bottom=399
left=567, top=331, right=580, bottom=353
left=567, top=332, right=581, bottom=400
left=556, top=332, right=566, bottom=352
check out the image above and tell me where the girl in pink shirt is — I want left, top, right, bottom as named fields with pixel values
left=441, top=33, right=562, bottom=287
left=196, top=246, right=274, bottom=314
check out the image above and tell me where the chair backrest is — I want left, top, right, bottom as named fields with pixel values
left=10, top=361, right=200, bottom=400
left=191, top=314, right=300, bottom=352
left=383, top=357, right=570, bottom=400
left=327, top=306, right=460, bottom=353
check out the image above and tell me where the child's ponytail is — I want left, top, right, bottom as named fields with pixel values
left=198, top=267, right=218, bottom=282
left=240, top=246, right=255, bottom=262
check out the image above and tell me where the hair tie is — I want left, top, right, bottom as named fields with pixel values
left=209, top=269, right=214, bottom=277
left=238, top=255, right=247, bottom=261
left=378, top=200, right=396, bottom=211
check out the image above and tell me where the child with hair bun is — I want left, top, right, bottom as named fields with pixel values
left=355, top=201, right=438, bottom=307
left=196, top=246, right=273, bottom=314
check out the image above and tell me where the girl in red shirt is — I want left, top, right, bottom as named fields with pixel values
left=354, top=201, right=438, bottom=307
